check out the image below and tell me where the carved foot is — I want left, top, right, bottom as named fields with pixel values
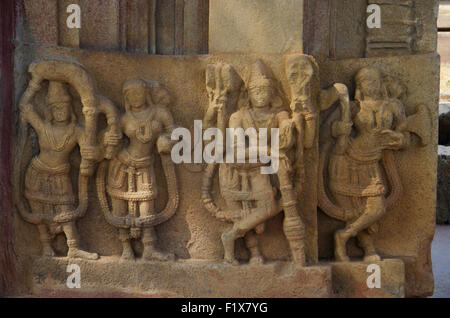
left=363, top=254, right=381, bottom=262
left=223, top=258, right=240, bottom=266
left=249, top=255, right=264, bottom=265
left=42, top=245, right=56, bottom=257
left=142, top=248, right=174, bottom=262
left=120, top=245, right=135, bottom=261
left=292, top=252, right=306, bottom=267
left=68, top=248, right=99, bottom=260
left=334, top=230, right=350, bottom=262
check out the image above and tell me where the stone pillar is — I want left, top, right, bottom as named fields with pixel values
left=209, top=0, right=304, bottom=54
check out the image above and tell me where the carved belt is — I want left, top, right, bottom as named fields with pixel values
left=30, top=157, right=71, bottom=175
left=106, top=187, right=156, bottom=201
left=117, top=150, right=153, bottom=168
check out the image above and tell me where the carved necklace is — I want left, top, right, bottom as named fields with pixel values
left=247, top=108, right=277, bottom=131
left=44, top=122, right=75, bottom=152
left=130, top=106, right=156, bottom=143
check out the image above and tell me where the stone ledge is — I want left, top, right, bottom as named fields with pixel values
left=30, top=257, right=332, bottom=298
left=330, top=259, right=406, bottom=298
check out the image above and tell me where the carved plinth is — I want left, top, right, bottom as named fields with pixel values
left=30, top=257, right=332, bottom=298
left=330, top=259, right=405, bottom=298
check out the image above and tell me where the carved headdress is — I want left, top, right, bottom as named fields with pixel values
left=247, top=59, right=284, bottom=109
left=248, top=60, right=275, bottom=89
left=122, top=78, right=171, bottom=112
left=354, top=67, right=387, bottom=101
left=46, top=81, right=72, bottom=105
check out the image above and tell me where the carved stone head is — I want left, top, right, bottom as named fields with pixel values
left=247, top=60, right=282, bottom=109
left=46, top=81, right=74, bottom=123
left=122, top=78, right=151, bottom=112
left=285, top=54, right=314, bottom=109
left=354, top=67, right=386, bottom=101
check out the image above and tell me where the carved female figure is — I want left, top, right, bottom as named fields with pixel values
left=100, top=79, right=178, bottom=261
left=319, top=67, right=410, bottom=262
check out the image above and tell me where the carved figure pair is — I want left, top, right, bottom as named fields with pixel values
left=16, top=61, right=177, bottom=261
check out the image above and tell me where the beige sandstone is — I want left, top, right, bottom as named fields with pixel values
left=1, top=0, right=440, bottom=298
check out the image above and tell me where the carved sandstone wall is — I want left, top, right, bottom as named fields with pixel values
left=0, top=0, right=440, bottom=297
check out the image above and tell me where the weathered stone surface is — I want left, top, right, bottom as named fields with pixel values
left=331, top=259, right=405, bottom=298
left=209, top=0, right=303, bottom=54
left=2, top=0, right=439, bottom=299
left=31, top=257, right=332, bottom=297
left=318, top=53, right=439, bottom=297
left=437, top=156, right=450, bottom=225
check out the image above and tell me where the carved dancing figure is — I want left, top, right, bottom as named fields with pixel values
left=319, top=67, right=431, bottom=262
left=202, top=59, right=317, bottom=266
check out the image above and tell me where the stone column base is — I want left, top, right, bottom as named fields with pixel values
left=29, top=257, right=405, bottom=298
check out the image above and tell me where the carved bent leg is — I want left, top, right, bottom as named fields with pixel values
left=222, top=199, right=278, bottom=265
left=140, top=201, right=174, bottom=262
left=112, top=197, right=134, bottom=260
left=63, top=221, right=98, bottom=260
left=244, top=231, right=264, bottom=265
left=335, top=196, right=386, bottom=262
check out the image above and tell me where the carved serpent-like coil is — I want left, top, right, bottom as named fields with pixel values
left=14, top=60, right=98, bottom=225
left=96, top=153, right=179, bottom=228
left=318, top=141, right=403, bottom=222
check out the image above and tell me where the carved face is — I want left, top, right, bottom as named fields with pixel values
left=126, top=86, right=147, bottom=110
left=51, top=102, right=71, bottom=122
left=358, top=73, right=382, bottom=100
left=286, top=58, right=313, bottom=99
left=249, top=84, right=273, bottom=108
left=152, top=87, right=171, bottom=106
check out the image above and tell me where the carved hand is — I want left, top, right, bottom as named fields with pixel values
left=157, top=135, right=174, bottom=154
left=374, top=129, right=404, bottom=149
left=104, top=131, right=122, bottom=147
left=332, top=121, right=353, bottom=137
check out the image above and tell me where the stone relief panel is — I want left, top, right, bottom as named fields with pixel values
left=9, top=47, right=438, bottom=297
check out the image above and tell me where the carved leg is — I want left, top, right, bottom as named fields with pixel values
left=63, top=221, right=99, bottom=260
left=140, top=201, right=174, bottom=262
left=221, top=228, right=239, bottom=265
left=141, top=227, right=174, bottom=261
left=111, top=197, right=134, bottom=260
left=244, top=231, right=264, bottom=265
left=119, top=228, right=135, bottom=261
left=357, top=230, right=381, bottom=262
left=30, top=201, right=55, bottom=257
left=335, top=196, right=386, bottom=262
left=37, top=224, right=55, bottom=257
left=223, top=200, right=278, bottom=266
